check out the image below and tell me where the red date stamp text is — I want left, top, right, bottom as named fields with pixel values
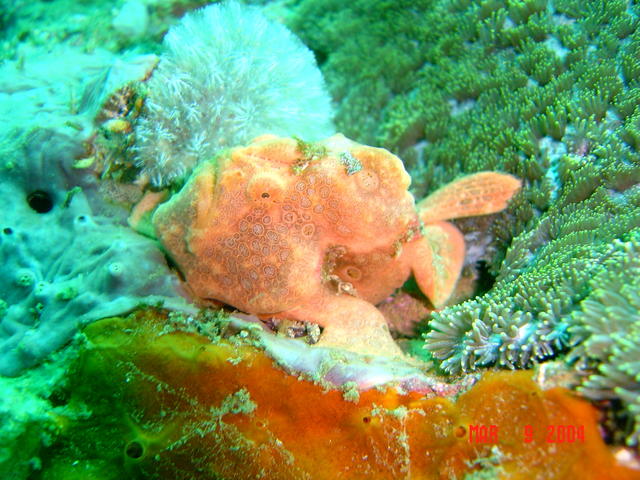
left=467, top=424, right=586, bottom=444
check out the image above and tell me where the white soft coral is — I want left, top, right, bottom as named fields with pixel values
left=134, top=1, right=334, bottom=187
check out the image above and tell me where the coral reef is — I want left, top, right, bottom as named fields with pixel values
left=133, top=1, right=334, bottom=187
left=1, top=0, right=638, bottom=476
left=287, top=0, right=640, bottom=444
left=35, top=311, right=640, bottom=480
left=152, top=134, right=518, bottom=356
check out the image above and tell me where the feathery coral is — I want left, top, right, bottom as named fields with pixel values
left=569, top=236, right=640, bottom=446
left=134, top=1, right=334, bottom=187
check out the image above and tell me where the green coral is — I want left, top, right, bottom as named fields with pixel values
left=289, top=0, right=640, bottom=202
left=568, top=237, right=640, bottom=446
left=288, top=0, right=640, bottom=445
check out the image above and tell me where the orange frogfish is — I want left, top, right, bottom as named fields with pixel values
left=153, top=134, right=520, bottom=356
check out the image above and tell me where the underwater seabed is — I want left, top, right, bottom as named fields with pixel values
left=1, top=0, right=640, bottom=478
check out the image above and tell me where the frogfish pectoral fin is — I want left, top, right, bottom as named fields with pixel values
left=407, top=221, right=465, bottom=309
left=417, top=171, right=521, bottom=224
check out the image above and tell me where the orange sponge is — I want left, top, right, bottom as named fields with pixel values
left=48, top=312, right=640, bottom=480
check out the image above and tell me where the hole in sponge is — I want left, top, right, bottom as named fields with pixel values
left=27, top=190, right=54, bottom=213
left=125, top=440, right=144, bottom=460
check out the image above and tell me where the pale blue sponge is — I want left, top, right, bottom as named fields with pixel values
left=0, top=129, right=188, bottom=376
